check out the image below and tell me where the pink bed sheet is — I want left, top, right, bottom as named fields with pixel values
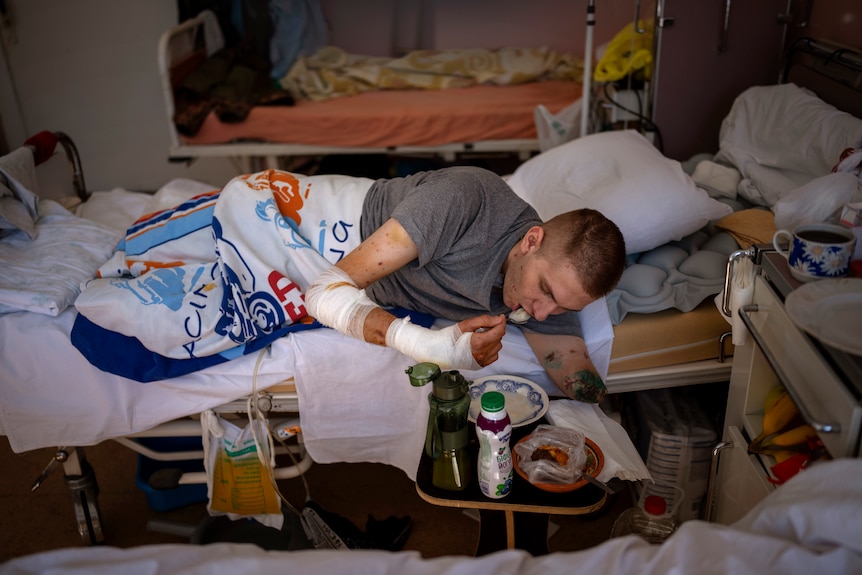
left=182, top=80, right=581, bottom=148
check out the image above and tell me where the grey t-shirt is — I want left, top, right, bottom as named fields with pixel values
left=360, top=166, right=582, bottom=337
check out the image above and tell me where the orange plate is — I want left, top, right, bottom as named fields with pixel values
left=513, top=436, right=605, bottom=493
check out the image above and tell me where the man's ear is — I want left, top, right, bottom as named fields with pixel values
left=520, top=225, right=545, bottom=254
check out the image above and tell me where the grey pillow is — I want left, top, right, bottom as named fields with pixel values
left=605, top=230, right=740, bottom=324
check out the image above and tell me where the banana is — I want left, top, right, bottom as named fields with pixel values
left=749, top=391, right=802, bottom=451
left=763, top=384, right=786, bottom=413
left=769, top=424, right=817, bottom=447
left=761, top=391, right=801, bottom=436
left=750, top=423, right=818, bottom=456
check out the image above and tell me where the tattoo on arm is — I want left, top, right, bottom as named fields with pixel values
left=562, top=370, right=607, bottom=404
left=536, top=341, right=605, bottom=403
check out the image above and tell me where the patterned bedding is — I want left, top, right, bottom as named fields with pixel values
left=281, top=46, right=582, bottom=101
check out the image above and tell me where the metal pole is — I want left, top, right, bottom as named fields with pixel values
left=580, top=0, right=596, bottom=138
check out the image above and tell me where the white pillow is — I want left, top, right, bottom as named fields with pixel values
left=506, top=130, right=732, bottom=254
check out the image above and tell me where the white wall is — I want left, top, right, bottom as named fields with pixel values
left=432, top=0, right=640, bottom=54
left=0, top=0, right=639, bottom=192
left=0, top=0, right=238, bottom=192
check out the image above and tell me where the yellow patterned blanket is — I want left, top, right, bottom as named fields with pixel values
left=280, top=46, right=583, bottom=102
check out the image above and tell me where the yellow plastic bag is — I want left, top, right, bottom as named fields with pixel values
left=202, top=410, right=284, bottom=529
left=594, top=19, right=654, bottom=83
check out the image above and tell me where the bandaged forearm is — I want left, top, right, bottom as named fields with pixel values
left=305, top=266, right=377, bottom=340
left=385, top=316, right=480, bottom=371
left=306, top=266, right=479, bottom=370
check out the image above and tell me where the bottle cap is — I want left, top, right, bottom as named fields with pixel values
left=405, top=362, right=441, bottom=387
left=643, top=495, right=667, bottom=516
left=480, top=391, right=505, bottom=412
left=432, top=370, right=468, bottom=401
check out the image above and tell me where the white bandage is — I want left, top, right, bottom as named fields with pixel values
left=385, top=316, right=480, bottom=371
left=305, top=266, right=377, bottom=340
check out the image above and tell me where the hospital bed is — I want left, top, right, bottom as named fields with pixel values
left=158, top=11, right=583, bottom=169
left=0, top=131, right=726, bottom=546
left=1, top=36, right=860, bottom=550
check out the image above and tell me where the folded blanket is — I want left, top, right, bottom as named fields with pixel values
left=715, top=208, right=776, bottom=249
left=0, top=201, right=120, bottom=316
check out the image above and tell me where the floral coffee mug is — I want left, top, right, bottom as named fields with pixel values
left=773, top=223, right=857, bottom=282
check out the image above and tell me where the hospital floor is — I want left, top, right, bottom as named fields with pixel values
left=0, top=436, right=632, bottom=562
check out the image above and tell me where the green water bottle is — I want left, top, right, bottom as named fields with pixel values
left=407, top=363, right=472, bottom=491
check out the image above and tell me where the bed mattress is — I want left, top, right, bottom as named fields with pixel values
left=609, top=300, right=732, bottom=374
left=181, top=81, right=581, bottom=148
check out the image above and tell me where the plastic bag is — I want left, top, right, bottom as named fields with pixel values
left=201, top=410, right=284, bottom=529
left=534, top=100, right=582, bottom=152
left=594, top=19, right=654, bottom=83
left=840, top=201, right=862, bottom=260
left=513, top=425, right=586, bottom=485
left=773, top=171, right=857, bottom=230
left=729, top=256, right=755, bottom=346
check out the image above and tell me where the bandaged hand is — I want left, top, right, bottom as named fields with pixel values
left=386, top=316, right=480, bottom=371
left=307, top=265, right=483, bottom=370
left=305, top=266, right=377, bottom=340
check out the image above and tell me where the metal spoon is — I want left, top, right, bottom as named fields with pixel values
left=581, top=472, right=616, bottom=494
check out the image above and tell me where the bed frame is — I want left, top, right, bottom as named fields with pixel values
left=158, top=13, right=579, bottom=170
left=783, top=37, right=862, bottom=119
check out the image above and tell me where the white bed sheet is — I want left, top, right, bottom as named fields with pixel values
left=0, top=299, right=614, bottom=482
left=0, top=201, right=121, bottom=316
left=0, top=306, right=298, bottom=452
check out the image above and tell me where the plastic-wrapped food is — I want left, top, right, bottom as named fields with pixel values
left=513, top=425, right=586, bottom=485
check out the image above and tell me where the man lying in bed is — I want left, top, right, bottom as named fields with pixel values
left=74, top=165, right=624, bottom=400
left=306, top=166, right=625, bottom=403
